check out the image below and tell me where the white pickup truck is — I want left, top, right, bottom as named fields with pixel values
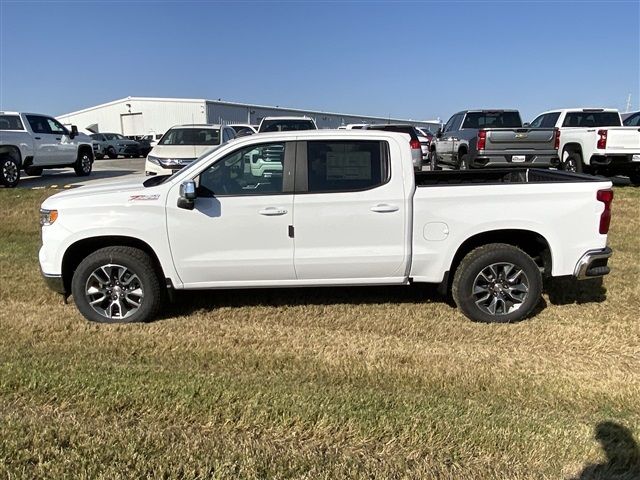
left=39, top=130, right=613, bottom=324
left=0, top=112, right=94, bottom=187
left=529, top=108, right=640, bottom=184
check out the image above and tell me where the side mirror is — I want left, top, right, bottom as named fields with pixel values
left=523, top=122, right=530, bottom=127
left=436, top=129, right=443, bottom=139
left=177, top=180, right=197, bottom=210
left=70, top=125, right=78, bottom=139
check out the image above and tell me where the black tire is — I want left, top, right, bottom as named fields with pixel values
left=459, top=153, right=469, bottom=170
left=24, top=166, right=43, bottom=177
left=562, top=151, right=583, bottom=174
left=629, top=173, right=640, bottom=186
left=107, top=147, right=118, bottom=159
left=1, top=156, right=20, bottom=188
left=74, top=150, right=93, bottom=176
left=71, top=246, right=164, bottom=323
left=452, top=243, right=542, bottom=323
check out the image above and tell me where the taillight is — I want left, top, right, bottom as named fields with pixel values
left=554, top=128, right=560, bottom=150
left=597, top=129, right=608, bottom=149
left=477, top=130, right=487, bottom=151
left=596, top=189, right=613, bottom=234
left=410, top=138, right=421, bottom=150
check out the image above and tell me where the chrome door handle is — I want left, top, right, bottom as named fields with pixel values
left=370, top=204, right=399, bottom=213
left=259, top=207, right=288, bottom=216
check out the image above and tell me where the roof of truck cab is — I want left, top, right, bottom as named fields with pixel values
left=536, top=108, right=619, bottom=115
left=456, top=109, right=519, bottom=114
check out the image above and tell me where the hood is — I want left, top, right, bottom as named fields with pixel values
left=41, top=177, right=152, bottom=209
left=150, top=144, right=216, bottom=159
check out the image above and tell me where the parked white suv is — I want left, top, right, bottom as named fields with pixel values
left=145, top=124, right=236, bottom=176
left=40, top=130, right=613, bottom=325
left=0, top=112, right=94, bottom=187
left=530, top=108, right=640, bottom=184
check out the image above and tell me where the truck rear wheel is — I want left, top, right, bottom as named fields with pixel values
left=1, top=156, right=20, bottom=188
left=71, top=246, right=163, bottom=323
left=459, top=153, right=469, bottom=170
left=74, top=151, right=93, bottom=176
left=452, top=243, right=542, bottom=323
left=563, top=152, right=583, bottom=174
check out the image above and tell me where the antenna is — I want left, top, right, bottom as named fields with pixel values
left=625, top=94, right=632, bottom=113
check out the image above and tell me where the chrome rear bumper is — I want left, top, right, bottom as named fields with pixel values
left=574, top=247, right=612, bottom=280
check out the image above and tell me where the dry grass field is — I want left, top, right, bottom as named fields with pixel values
left=0, top=186, right=639, bottom=479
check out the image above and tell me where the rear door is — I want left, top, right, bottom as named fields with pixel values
left=437, top=114, right=462, bottom=164
left=292, top=138, right=408, bottom=282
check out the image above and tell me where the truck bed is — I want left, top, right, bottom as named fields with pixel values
left=415, top=168, right=604, bottom=186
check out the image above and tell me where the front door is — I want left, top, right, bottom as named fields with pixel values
left=292, top=138, right=407, bottom=282
left=166, top=141, right=296, bottom=287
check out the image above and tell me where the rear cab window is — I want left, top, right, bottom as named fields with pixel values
left=462, top=111, right=522, bottom=129
left=562, top=111, right=622, bottom=127
left=305, top=140, right=389, bottom=193
left=0, top=115, right=24, bottom=130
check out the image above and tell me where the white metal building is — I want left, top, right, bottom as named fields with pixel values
left=57, top=96, right=441, bottom=136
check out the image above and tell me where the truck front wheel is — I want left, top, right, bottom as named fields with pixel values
left=71, top=246, right=163, bottom=323
left=452, top=243, right=542, bottom=323
left=74, top=151, right=93, bottom=176
left=1, top=156, right=20, bottom=188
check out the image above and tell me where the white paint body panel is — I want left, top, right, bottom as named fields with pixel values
left=39, top=130, right=611, bottom=292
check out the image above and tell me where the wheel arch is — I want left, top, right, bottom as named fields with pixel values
left=562, top=142, right=583, bottom=160
left=77, top=144, right=94, bottom=162
left=0, top=145, right=23, bottom=167
left=443, top=229, right=552, bottom=293
left=61, top=236, right=167, bottom=293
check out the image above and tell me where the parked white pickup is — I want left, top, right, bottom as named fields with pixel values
left=0, top=112, right=94, bottom=187
left=530, top=108, right=640, bottom=183
left=39, top=130, right=613, bottom=324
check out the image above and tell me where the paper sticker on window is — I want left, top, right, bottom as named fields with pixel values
left=326, top=152, right=371, bottom=180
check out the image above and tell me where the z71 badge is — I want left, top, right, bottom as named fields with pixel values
left=129, top=194, right=160, bottom=201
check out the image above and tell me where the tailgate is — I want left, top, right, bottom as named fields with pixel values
left=485, top=128, right=555, bottom=150
left=606, top=127, right=640, bottom=150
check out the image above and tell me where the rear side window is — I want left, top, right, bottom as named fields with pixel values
left=529, top=112, right=560, bottom=128
left=306, top=140, right=388, bottom=193
left=462, top=112, right=522, bottom=129
left=563, top=112, right=621, bottom=127
left=25, top=115, right=51, bottom=134
left=0, top=115, right=24, bottom=130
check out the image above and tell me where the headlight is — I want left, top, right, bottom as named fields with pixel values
left=40, top=209, right=58, bottom=226
left=147, top=155, right=161, bottom=166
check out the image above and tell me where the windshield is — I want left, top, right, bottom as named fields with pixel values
left=159, top=128, right=221, bottom=146
left=462, top=112, right=522, bottom=129
left=259, top=119, right=315, bottom=132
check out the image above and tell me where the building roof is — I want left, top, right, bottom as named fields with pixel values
left=58, top=96, right=439, bottom=125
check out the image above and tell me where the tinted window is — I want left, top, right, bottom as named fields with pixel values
left=26, top=115, right=51, bottom=134
left=529, top=112, right=561, bottom=128
left=0, top=115, right=24, bottom=130
left=462, top=112, right=522, bottom=129
left=160, top=128, right=221, bottom=146
left=307, top=140, right=387, bottom=193
left=104, top=133, right=118, bottom=141
left=623, top=112, right=640, bottom=127
left=450, top=114, right=464, bottom=131
left=259, top=119, right=316, bottom=132
left=563, top=112, right=621, bottom=128
left=443, top=115, right=456, bottom=133
left=198, top=142, right=285, bottom=196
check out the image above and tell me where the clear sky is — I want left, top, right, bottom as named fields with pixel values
left=1, top=0, right=638, bottom=122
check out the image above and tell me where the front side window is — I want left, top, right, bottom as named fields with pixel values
left=529, top=112, right=560, bottom=128
left=160, top=128, right=220, bottom=146
left=307, top=140, right=387, bottom=193
left=198, top=142, right=285, bottom=197
left=104, top=133, right=118, bottom=141
left=0, top=115, right=24, bottom=130
left=47, top=118, right=67, bottom=135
